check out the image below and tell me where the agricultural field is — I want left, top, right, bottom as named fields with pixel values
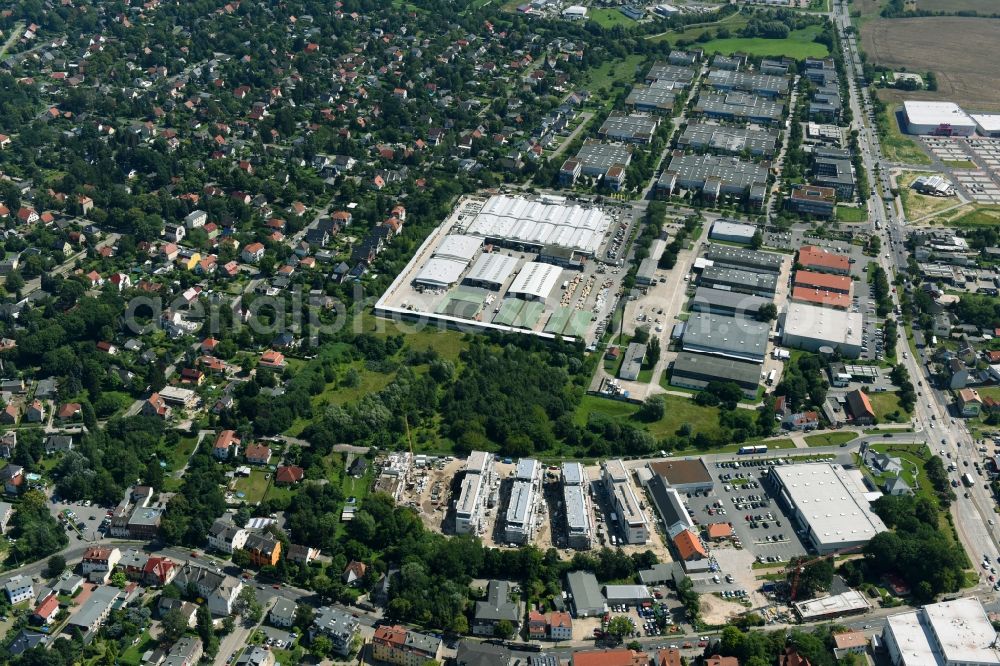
left=862, top=18, right=1000, bottom=111
left=913, top=0, right=1000, bottom=12
left=697, top=26, right=830, bottom=59
left=897, top=171, right=963, bottom=221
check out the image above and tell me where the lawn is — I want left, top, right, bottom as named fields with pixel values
left=836, top=205, right=868, bottom=223
left=119, top=632, right=155, bottom=666
left=696, top=26, right=829, bottom=59
left=897, top=171, right=962, bottom=221
left=868, top=391, right=911, bottom=423
left=942, top=159, right=976, bottom=169
left=232, top=469, right=273, bottom=505
left=878, top=105, right=932, bottom=165
left=803, top=431, right=857, bottom=447
left=589, top=8, right=636, bottom=29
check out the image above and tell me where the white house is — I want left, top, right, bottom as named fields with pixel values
left=5, top=575, right=34, bottom=604
left=185, top=210, right=208, bottom=229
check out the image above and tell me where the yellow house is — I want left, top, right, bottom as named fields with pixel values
left=184, top=252, right=202, bottom=271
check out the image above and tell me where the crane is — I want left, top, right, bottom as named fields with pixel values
left=783, top=545, right=864, bottom=601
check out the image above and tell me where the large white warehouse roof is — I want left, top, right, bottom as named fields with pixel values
left=903, top=101, right=976, bottom=130
left=507, top=262, right=563, bottom=301
left=435, top=234, right=483, bottom=262
left=783, top=301, right=862, bottom=347
left=414, top=256, right=468, bottom=288
left=465, top=252, right=519, bottom=288
left=462, top=195, right=611, bottom=256
left=773, top=463, right=886, bottom=550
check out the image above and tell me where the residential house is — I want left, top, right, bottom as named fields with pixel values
left=310, top=606, right=360, bottom=657
left=549, top=611, right=572, bottom=641
left=372, top=625, right=443, bottom=666
left=658, top=649, right=682, bottom=666
left=208, top=518, right=249, bottom=554
left=845, top=390, right=876, bottom=425
left=241, top=242, right=265, bottom=263
left=66, top=585, right=119, bottom=637
left=32, top=593, right=59, bottom=625
left=235, top=646, right=275, bottom=666
left=44, top=435, right=73, bottom=456
left=672, top=529, right=708, bottom=563
left=831, top=631, right=868, bottom=660
left=269, top=598, right=296, bottom=628
left=164, top=636, right=203, bottom=666
left=0, top=501, right=14, bottom=533
left=243, top=532, right=281, bottom=568
left=259, top=350, right=285, bottom=368
left=958, top=388, right=983, bottom=417
left=472, top=580, right=523, bottom=636
left=244, top=443, right=272, bottom=465
left=343, top=560, right=367, bottom=585
left=0, top=431, right=15, bottom=458
left=171, top=564, right=244, bottom=616
left=57, top=402, right=81, bottom=421
left=781, top=411, right=819, bottom=432
left=81, top=546, right=121, bottom=575
left=286, top=544, right=320, bottom=565
left=869, top=452, right=902, bottom=475
left=141, top=393, right=171, bottom=419
left=526, top=611, right=547, bottom=643
left=0, top=404, right=19, bottom=425
left=705, top=657, right=739, bottom=666
left=5, top=574, right=34, bottom=603
left=275, top=465, right=304, bottom=485
left=1, top=464, right=24, bottom=494
left=213, top=430, right=241, bottom=460
left=24, top=400, right=44, bottom=423
left=143, top=557, right=178, bottom=587
left=572, top=649, right=651, bottom=666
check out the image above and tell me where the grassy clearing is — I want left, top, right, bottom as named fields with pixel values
left=698, top=26, right=829, bottom=59
left=897, top=171, right=963, bottom=221
left=589, top=8, right=636, bottom=28
left=647, top=12, right=749, bottom=44
left=946, top=205, right=1000, bottom=228
left=803, top=431, right=857, bottom=447
left=584, top=54, right=646, bottom=95
left=361, top=312, right=466, bottom=363
left=878, top=105, right=932, bottom=165
left=869, top=391, right=911, bottom=423
left=836, top=205, right=868, bottom=223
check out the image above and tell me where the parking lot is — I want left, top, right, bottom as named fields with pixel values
left=50, top=497, right=113, bottom=542
left=258, top=624, right=298, bottom=651
left=678, top=457, right=814, bottom=603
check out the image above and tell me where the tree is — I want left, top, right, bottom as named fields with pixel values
left=160, top=607, right=187, bottom=644
left=757, top=302, right=778, bottom=322
left=638, top=396, right=665, bottom=422
left=310, top=635, right=333, bottom=658
left=111, top=571, right=128, bottom=588
left=751, top=229, right=763, bottom=250
left=234, top=585, right=262, bottom=624
left=197, top=603, right=214, bottom=644
left=45, top=555, right=66, bottom=578
left=493, top=620, right=515, bottom=640
left=607, top=616, right=634, bottom=642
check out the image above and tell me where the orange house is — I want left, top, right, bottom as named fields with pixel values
left=244, top=532, right=281, bottom=567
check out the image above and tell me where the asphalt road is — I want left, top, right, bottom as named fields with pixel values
left=831, top=0, right=1000, bottom=602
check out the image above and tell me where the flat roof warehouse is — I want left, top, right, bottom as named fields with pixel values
left=457, top=194, right=611, bottom=256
